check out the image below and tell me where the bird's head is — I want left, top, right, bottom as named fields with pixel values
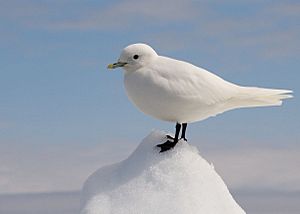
left=108, top=43, right=158, bottom=72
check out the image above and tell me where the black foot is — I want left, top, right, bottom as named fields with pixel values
left=166, top=134, right=174, bottom=140
left=156, top=140, right=177, bottom=153
left=180, top=137, right=187, bottom=141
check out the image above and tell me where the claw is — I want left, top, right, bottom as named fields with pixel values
left=166, top=134, right=174, bottom=140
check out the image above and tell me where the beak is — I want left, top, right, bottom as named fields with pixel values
left=107, top=61, right=127, bottom=69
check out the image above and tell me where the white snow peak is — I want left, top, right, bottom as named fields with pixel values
left=80, top=130, right=246, bottom=214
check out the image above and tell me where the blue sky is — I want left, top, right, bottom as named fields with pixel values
left=0, top=0, right=299, bottom=208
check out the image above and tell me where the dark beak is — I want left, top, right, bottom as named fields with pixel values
left=107, top=62, right=127, bottom=69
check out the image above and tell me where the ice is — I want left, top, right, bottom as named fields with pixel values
left=80, top=130, right=245, bottom=214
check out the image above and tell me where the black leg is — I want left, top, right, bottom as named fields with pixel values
left=157, top=123, right=181, bottom=152
left=180, top=123, right=188, bottom=141
left=174, top=123, right=181, bottom=142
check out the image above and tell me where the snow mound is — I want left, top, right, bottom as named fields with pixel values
left=80, top=130, right=246, bottom=214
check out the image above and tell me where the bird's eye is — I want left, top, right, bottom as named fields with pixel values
left=133, top=55, right=139, bottom=60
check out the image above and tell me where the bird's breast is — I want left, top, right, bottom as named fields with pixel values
left=123, top=71, right=202, bottom=123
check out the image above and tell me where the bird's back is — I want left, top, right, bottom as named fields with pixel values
left=150, top=56, right=240, bottom=104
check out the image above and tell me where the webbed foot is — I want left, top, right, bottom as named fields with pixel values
left=156, top=140, right=177, bottom=153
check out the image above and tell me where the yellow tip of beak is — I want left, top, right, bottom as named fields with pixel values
left=107, top=64, right=114, bottom=69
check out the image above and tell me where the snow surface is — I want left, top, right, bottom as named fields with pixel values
left=80, top=130, right=246, bottom=214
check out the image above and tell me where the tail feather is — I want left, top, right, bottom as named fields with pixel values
left=233, top=87, right=293, bottom=108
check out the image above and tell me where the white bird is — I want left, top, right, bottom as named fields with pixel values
left=108, top=43, right=292, bottom=152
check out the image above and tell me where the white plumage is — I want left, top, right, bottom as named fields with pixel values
left=109, top=43, right=292, bottom=124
